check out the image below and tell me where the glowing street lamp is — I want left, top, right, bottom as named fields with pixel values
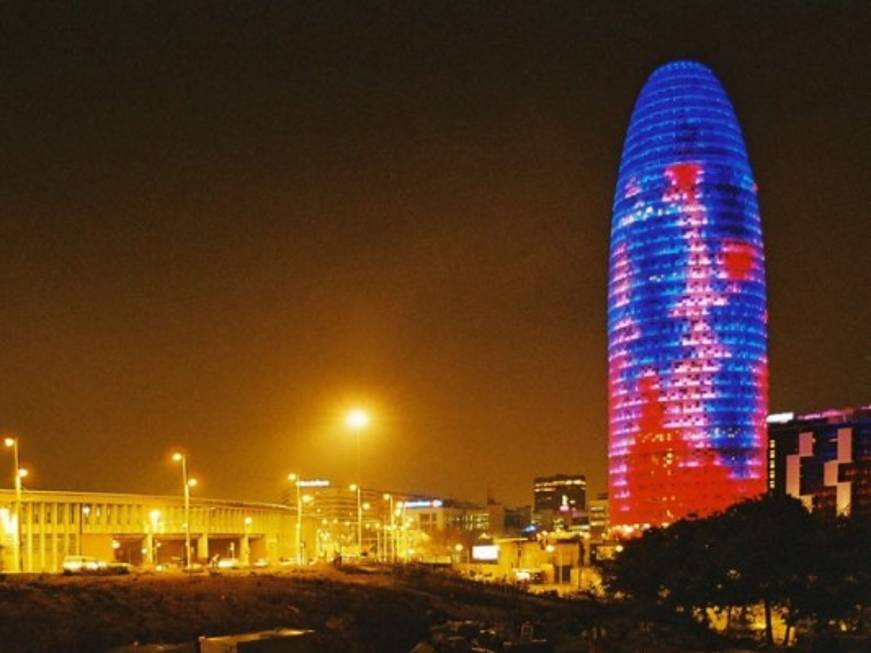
left=288, top=473, right=305, bottom=564
left=4, top=436, right=23, bottom=572
left=345, top=409, right=369, bottom=483
left=171, top=452, right=196, bottom=571
left=345, top=409, right=370, bottom=430
left=148, top=509, right=161, bottom=563
left=546, top=544, right=564, bottom=584
left=79, top=505, right=92, bottom=556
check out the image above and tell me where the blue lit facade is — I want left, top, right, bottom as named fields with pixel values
left=608, top=61, right=768, bottom=528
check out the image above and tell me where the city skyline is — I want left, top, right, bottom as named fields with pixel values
left=1, top=4, right=869, bottom=506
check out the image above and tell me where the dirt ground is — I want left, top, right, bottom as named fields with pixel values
left=0, top=565, right=597, bottom=653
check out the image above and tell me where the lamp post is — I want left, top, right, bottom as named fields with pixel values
left=382, top=493, right=395, bottom=563
left=350, top=483, right=362, bottom=556
left=396, top=501, right=407, bottom=561
left=79, top=505, right=92, bottom=556
left=288, top=474, right=302, bottom=564
left=149, top=509, right=160, bottom=563
left=243, top=516, right=252, bottom=565
left=546, top=543, right=564, bottom=584
left=345, top=409, right=369, bottom=485
left=171, top=452, right=197, bottom=571
left=4, top=436, right=23, bottom=572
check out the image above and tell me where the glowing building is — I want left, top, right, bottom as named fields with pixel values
left=608, top=61, right=768, bottom=529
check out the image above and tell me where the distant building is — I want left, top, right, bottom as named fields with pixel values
left=280, top=482, right=497, bottom=560
left=533, top=473, right=586, bottom=531
left=484, top=500, right=531, bottom=536
left=502, top=505, right=532, bottom=534
left=588, top=492, right=609, bottom=540
left=767, top=406, right=871, bottom=518
left=280, top=481, right=423, bottom=559
left=404, top=498, right=490, bottom=534
left=0, top=489, right=293, bottom=573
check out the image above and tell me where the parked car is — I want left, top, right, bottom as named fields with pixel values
left=62, top=555, right=107, bottom=574
left=105, top=561, right=133, bottom=574
left=216, top=557, right=244, bottom=570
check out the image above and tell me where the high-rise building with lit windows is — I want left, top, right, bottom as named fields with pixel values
left=608, top=61, right=768, bottom=529
left=767, top=406, right=871, bottom=520
left=533, top=473, right=586, bottom=530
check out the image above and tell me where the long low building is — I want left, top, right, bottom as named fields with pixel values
left=0, top=489, right=295, bottom=573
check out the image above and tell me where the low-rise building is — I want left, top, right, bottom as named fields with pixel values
left=767, top=405, right=871, bottom=518
left=0, top=489, right=294, bottom=573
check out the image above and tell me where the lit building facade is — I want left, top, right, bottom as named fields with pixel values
left=608, top=61, right=768, bottom=528
left=533, top=474, right=586, bottom=531
left=0, top=489, right=294, bottom=573
left=767, top=406, right=871, bottom=519
left=281, top=482, right=419, bottom=560
left=404, top=498, right=490, bottom=534
left=588, top=491, right=610, bottom=540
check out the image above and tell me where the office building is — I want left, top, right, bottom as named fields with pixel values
left=767, top=406, right=870, bottom=518
left=588, top=492, right=610, bottom=540
left=533, top=474, right=586, bottom=530
left=608, top=60, right=768, bottom=529
left=0, top=489, right=293, bottom=573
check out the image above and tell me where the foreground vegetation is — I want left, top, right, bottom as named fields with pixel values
left=0, top=499, right=866, bottom=652
left=603, top=495, right=869, bottom=648
left=0, top=566, right=599, bottom=653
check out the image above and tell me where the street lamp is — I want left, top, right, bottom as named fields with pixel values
left=382, top=493, right=395, bottom=563
left=345, top=409, right=369, bottom=483
left=148, top=509, right=161, bottom=563
left=171, top=452, right=196, bottom=571
left=243, top=516, right=253, bottom=565
left=79, top=505, right=92, bottom=556
left=4, top=436, right=23, bottom=572
left=288, top=473, right=303, bottom=564
left=350, top=483, right=362, bottom=556
left=454, top=543, right=466, bottom=565
left=396, top=500, right=409, bottom=561
left=546, top=544, right=564, bottom=584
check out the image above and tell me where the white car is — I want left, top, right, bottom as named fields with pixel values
left=62, top=555, right=107, bottom=574
left=216, top=557, right=243, bottom=570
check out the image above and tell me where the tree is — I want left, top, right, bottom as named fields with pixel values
left=604, top=494, right=832, bottom=648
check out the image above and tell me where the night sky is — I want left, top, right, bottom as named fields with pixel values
left=2, top=2, right=869, bottom=506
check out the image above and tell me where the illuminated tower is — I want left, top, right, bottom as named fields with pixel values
left=608, top=61, right=768, bottom=529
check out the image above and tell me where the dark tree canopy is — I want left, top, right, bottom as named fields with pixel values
left=603, top=494, right=869, bottom=647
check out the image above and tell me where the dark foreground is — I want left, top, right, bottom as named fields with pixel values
left=0, top=566, right=587, bottom=653
left=0, top=566, right=863, bottom=653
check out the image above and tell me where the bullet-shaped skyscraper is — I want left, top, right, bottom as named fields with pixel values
left=608, top=61, right=768, bottom=529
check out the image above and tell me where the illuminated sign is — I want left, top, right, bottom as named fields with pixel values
left=403, top=499, right=443, bottom=509
left=766, top=413, right=795, bottom=424
left=298, top=479, right=330, bottom=488
left=471, top=545, right=498, bottom=561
